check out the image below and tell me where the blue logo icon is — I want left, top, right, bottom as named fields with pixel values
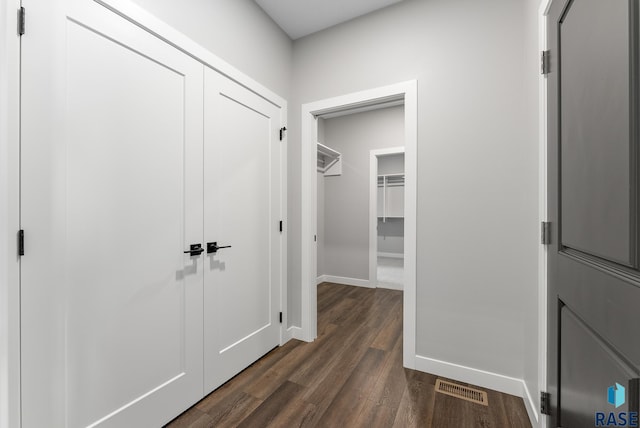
left=596, top=382, right=637, bottom=427
left=608, top=383, right=626, bottom=408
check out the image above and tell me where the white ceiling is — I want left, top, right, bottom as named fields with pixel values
left=254, top=0, right=405, bottom=40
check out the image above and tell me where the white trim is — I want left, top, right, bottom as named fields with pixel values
left=279, top=103, right=289, bottom=346
left=284, top=326, right=304, bottom=342
left=0, top=0, right=22, bottom=427
left=538, top=1, right=551, bottom=427
left=415, top=355, right=525, bottom=397
left=301, top=80, right=418, bottom=367
left=316, top=274, right=327, bottom=285
left=522, top=379, right=539, bottom=428
left=376, top=282, right=403, bottom=291
left=317, top=99, right=404, bottom=120
left=369, top=147, right=405, bottom=292
left=377, top=252, right=404, bottom=259
left=319, top=275, right=373, bottom=289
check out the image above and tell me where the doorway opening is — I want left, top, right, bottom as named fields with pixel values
left=371, top=148, right=405, bottom=290
left=300, top=81, right=417, bottom=368
left=315, top=108, right=404, bottom=290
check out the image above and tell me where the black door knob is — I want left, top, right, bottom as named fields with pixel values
left=207, top=242, right=232, bottom=254
left=184, top=244, right=204, bottom=256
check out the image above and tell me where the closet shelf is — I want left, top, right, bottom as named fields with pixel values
left=317, top=143, right=342, bottom=176
left=317, top=143, right=340, bottom=159
left=377, top=173, right=405, bottom=187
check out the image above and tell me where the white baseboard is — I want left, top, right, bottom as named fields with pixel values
left=522, top=380, right=539, bottom=427
left=317, top=275, right=373, bottom=288
left=415, top=354, right=539, bottom=427
left=376, top=281, right=403, bottom=291
left=316, top=274, right=327, bottom=285
left=284, top=325, right=305, bottom=343
left=377, top=252, right=404, bottom=259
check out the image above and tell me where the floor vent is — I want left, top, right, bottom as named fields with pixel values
left=435, top=379, right=488, bottom=406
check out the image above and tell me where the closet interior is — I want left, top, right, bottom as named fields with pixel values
left=376, top=153, right=405, bottom=290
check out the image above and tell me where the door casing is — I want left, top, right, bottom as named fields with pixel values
left=300, top=81, right=418, bottom=369
left=0, top=0, right=23, bottom=427
left=538, top=1, right=552, bottom=428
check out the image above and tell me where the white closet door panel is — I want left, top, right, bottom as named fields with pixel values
left=21, top=1, right=204, bottom=427
left=204, top=68, right=281, bottom=393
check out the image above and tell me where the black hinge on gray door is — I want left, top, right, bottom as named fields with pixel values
left=541, top=50, right=550, bottom=75
left=541, top=221, right=551, bottom=245
left=279, top=127, right=287, bottom=141
left=18, top=230, right=24, bottom=256
left=540, top=391, right=551, bottom=415
left=279, top=312, right=283, bottom=323
left=18, top=7, right=25, bottom=36
left=279, top=220, right=283, bottom=233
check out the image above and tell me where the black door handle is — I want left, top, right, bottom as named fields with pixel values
left=207, top=242, right=232, bottom=254
left=184, top=244, right=204, bottom=256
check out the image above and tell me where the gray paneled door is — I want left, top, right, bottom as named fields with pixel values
left=547, top=0, right=640, bottom=427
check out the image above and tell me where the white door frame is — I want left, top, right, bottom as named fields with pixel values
left=0, top=0, right=23, bottom=427
left=301, top=80, right=418, bottom=368
left=369, top=147, right=405, bottom=288
left=538, top=1, right=551, bottom=426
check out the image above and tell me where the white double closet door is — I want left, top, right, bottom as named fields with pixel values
left=20, top=1, right=283, bottom=427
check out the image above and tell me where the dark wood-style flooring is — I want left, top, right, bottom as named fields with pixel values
left=167, top=282, right=531, bottom=427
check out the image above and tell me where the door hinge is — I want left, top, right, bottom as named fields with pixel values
left=18, top=7, right=25, bottom=36
left=279, top=220, right=283, bottom=233
left=18, top=230, right=24, bottom=256
left=541, top=221, right=551, bottom=245
left=541, top=50, right=550, bottom=75
left=279, top=312, right=283, bottom=323
left=540, top=391, right=551, bottom=415
left=279, top=127, right=287, bottom=141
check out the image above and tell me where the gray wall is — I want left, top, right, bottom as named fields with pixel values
left=288, top=0, right=539, bottom=384
left=128, top=0, right=292, bottom=98
left=320, top=106, right=404, bottom=281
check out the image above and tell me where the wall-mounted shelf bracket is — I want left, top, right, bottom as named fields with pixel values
left=317, top=142, right=342, bottom=176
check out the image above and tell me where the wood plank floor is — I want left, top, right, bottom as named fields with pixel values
left=167, top=283, right=532, bottom=428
